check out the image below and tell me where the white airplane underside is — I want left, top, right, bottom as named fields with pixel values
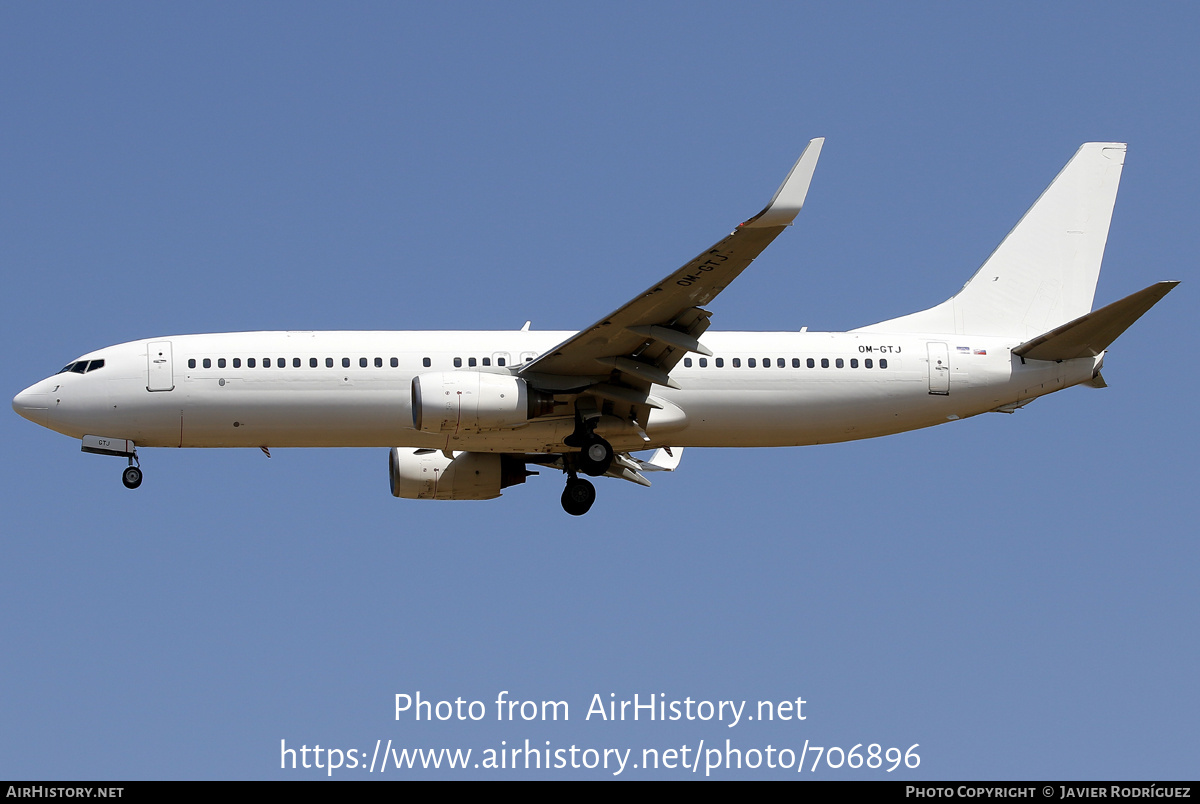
left=13, top=140, right=1177, bottom=515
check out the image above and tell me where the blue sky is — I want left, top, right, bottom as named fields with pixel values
left=2, top=3, right=1196, bottom=779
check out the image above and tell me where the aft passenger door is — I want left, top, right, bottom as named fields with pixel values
left=147, top=341, right=175, bottom=392
left=927, top=342, right=949, bottom=395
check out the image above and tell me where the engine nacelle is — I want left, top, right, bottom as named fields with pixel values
left=388, top=448, right=530, bottom=500
left=410, top=372, right=553, bottom=434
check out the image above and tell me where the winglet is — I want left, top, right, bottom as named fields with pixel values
left=742, top=138, right=825, bottom=229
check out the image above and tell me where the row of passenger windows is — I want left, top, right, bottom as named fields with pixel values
left=186, top=356, right=510, bottom=370
left=57, top=359, right=106, bottom=375
left=453, top=356, right=512, bottom=367
left=185, top=354, right=889, bottom=372
left=682, top=357, right=889, bottom=369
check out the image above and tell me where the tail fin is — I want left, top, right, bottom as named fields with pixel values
left=857, top=143, right=1127, bottom=338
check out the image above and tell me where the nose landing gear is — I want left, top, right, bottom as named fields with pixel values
left=121, top=464, right=143, bottom=489
left=121, top=451, right=142, bottom=489
left=80, top=436, right=143, bottom=490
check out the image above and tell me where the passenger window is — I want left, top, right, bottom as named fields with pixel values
left=715, top=358, right=724, bottom=367
left=374, top=357, right=382, bottom=368
left=482, top=357, right=491, bottom=366
left=203, top=358, right=211, bottom=369
left=233, top=358, right=241, bottom=368
left=851, top=358, right=859, bottom=368
left=277, top=358, right=286, bottom=368
left=865, top=358, right=873, bottom=368
left=310, top=358, right=318, bottom=368
left=748, top=358, right=756, bottom=368
left=326, top=358, right=333, bottom=368
left=454, top=357, right=462, bottom=368
left=683, top=358, right=692, bottom=367
left=497, top=357, right=506, bottom=367
left=218, top=358, right=226, bottom=368
left=343, top=358, right=351, bottom=368
left=762, top=358, right=770, bottom=367
left=836, top=358, right=844, bottom=368
left=293, top=358, right=301, bottom=368
left=807, top=358, right=815, bottom=368
left=880, top=359, right=888, bottom=369
left=733, top=358, right=741, bottom=367
left=390, top=358, right=398, bottom=368
left=778, top=358, right=785, bottom=368
left=821, top=358, right=829, bottom=368
left=792, top=358, right=801, bottom=368
left=699, top=358, right=708, bottom=367
left=248, top=358, right=256, bottom=368
left=468, top=357, right=476, bottom=367
left=188, top=359, right=196, bottom=369
left=359, top=358, right=368, bottom=368
left=422, top=357, right=431, bottom=368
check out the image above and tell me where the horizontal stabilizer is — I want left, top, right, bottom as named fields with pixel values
left=1013, top=281, right=1178, bottom=361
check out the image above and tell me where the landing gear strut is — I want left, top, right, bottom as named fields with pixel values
left=561, top=476, right=596, bottom=516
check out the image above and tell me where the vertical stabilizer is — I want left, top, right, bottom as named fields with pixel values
left=856, top=143, right=1127, bottom=338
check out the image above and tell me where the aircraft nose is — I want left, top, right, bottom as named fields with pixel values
left=13, top=384, right=51, bottom=426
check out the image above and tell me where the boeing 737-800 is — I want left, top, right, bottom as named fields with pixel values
left=12, top=140, right=1177, bottom=515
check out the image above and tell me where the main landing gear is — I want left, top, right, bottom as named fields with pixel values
left=561, top=476, right=596, bottom=517
left=561, top=415, right=619, bottom=516
left=563, top=412, right=613, bottom=477
left=576, top=435, right=613, bottom=477
left=559, top=411, right=614, bottom=515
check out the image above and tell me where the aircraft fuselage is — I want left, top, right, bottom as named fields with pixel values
left=14, top=329, right=1098, bottom=453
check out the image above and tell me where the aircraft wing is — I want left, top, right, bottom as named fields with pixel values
left=519, top=139, right=824, bottom=393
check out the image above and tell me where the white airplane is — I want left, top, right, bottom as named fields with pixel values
left=12, top=140, right=1177, bottom=515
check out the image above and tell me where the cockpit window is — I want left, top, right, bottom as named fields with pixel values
left=57, top=359, right=106, bottom=375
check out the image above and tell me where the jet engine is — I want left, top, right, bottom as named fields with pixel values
left=388, top=448, right=531, bottom=500
left=410, top=372, right=554, bottom=434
